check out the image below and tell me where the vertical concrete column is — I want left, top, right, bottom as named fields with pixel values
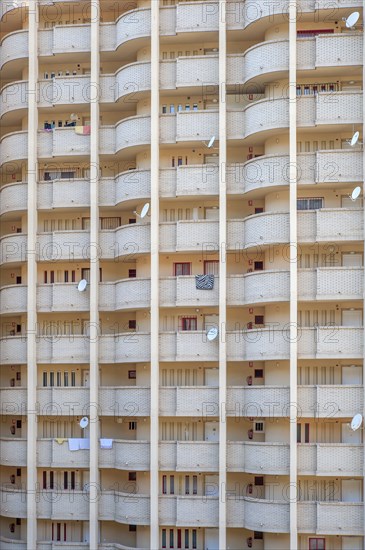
left=27, top=1, right=38, bottom=548
left=150, top=0, right=160, bottom=548
left=289, top=2, right=298, bottom=548
left=362, top=0, right=365, bottom=540
left=89, top=0, right=100, bottom=547
left=218, top=1, right=227, bottom=548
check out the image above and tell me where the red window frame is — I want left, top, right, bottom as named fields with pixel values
left=309, top=538, right=325, bottom=550
left=174, top=262, right=191, bottom=276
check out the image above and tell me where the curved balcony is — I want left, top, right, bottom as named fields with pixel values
left=244, top=92, right=362, bottom=139
left=159, top=387, right=218, bottom=416
left=238, top=0, right=363, bottom=31
left=0, top=234, right=27, bottom=265
left=0, top=30, right=28, bottom=71
left=0, top=131, right=27, bottom=167
left=1, top=94, right=362, bottom=164
left=2, top=149, right=361, bottom=216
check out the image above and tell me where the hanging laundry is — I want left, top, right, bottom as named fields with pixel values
left=195, top=274, right=214, bottom=290
left=68, top=439, right=80, bottom=451
left=100, top=439, right=113, bottom=449
left=75, top=125, right=91, bottom=135
left=55, top=438, right=67, bottom=445
left=79, top=438, right=90, bottom=450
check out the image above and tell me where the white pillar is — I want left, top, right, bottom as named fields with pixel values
left=150, top=0, right=160, bottom=548
left=219, top=1, right=227, bottom=548
left=289, top=2, right=298, bottom=548
left=27, top=1, right=38, bottom=548
left=89, top=1, right=100, bottom=547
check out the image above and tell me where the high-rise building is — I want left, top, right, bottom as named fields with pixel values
left=0, top=0, right=364, bottom=549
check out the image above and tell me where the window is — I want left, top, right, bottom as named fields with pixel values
left=100, top=217, right=121, bottom=230
left=129, top=422, right=137, bottom=430
left=204, top=260, right=219, bottom=275
left=129, top=269, right=137, bottom=278
left=254, top=532, right=263, bottom=540
left=309, top=539, right=325, bottom=550
left=128, top=320, right=137, bottom=330
left=297, top=423, right=310, bottom=443
left=162, top=529, right=167, bottom=549
left=129, top=218, right=137, bottom=224
left=255, top=316, right=264, bottom=325
left=255, top=207, right=264, bottom=214
left=254, top=476, right=264, bottom=486
left=297, top=198, right=323, bottom=210
left=128, top=472, right=137, bottom=481
left=254, top=369, right=264, bottom=378
left=174, top=263, right=191, bottom=276
left=128, top=370, right=136, bottom=379
left=129, top=525, right=137, bottom=532
left=254, top=421, right=264, bottom=433
left=254, top=261, right=264, bottom=270
left=297, top=29, right=333, bottom=37
left=180, top=316, right=197, bottom=331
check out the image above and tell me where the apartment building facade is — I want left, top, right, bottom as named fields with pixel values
left=0, top=0, right=364, bottom=548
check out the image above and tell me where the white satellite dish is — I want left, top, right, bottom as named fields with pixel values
left=345, top=11, right=360, bottom=28
left=350, top=186, right=361, bottom=201
left=350, top=413, right=363, bottom=431
left=207, top=136, right=216, bottom=148
left=134, top=203, right=150, bottom=219
left=207, top=326, right=219, bottom=341
left=140, top=202, right=150, bottom=219
left=350, top=131, right=360, bottom=147
left=77, top=279, right=88, bottom=292
left=80, top=417, right=89, bottom=429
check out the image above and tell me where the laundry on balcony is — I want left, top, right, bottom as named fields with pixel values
left=68, top=438, right=90, bottom=451
left=195, top=274, right=214, bottom=290
left=55, top=438, right=67, bottom=445
left=100, top=438, right=113, bottom=449
left=75, top=125, right=91, bottom=135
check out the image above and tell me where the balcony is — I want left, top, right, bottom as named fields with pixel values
left=159, top=496, right=218, bottom=527
left=1, top=148, right=361, bottom=217
left=1, top=327, right=363, bottom=365
left=298, top=385, right=363, bottom=418
left=159, top=441, right=219, bottom=472
left=242, top=498, right=290, bottom=532
left=159, top=387, right=218, bottom=416
left=0, top=30, right=28, bottom=71
left=244, top=92, right=362, bottom=139
left=298, top=444, right=363, bottom=477
left=297, top=501, right=363, bottom=535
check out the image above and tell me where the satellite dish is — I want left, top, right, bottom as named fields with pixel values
left=345, top=11, right=360, bottom=28
left=77, top=279, right=88, bottom=292
left=207, top=326, right=219, bottom=341
left=207, top=136, right=216, bottom=148
left=350, top=131, right=360, bottom=147
left=140, top=202, right=150, bottom=219
left=350, top=413, right=363, bottom=431
left=350, top=186, right=361, bottom=201
left=80, top=417, right=89, bottom=429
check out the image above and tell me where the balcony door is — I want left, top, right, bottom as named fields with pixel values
left=204, top=529, right=219, bottom=550
left=204, top=422, right=218, bottom=442
left=342, top=479, right=362, bottom=502
left=342, top=253, right=362, bottom=267
left=342, top=366, right=362, bottom=385
left=204, top=475, right=219, bottom=496
left=341, top=537, right=363, bottom=549
left=205, top=368, right=219, bottom=387
left=341, top=422, right=361, bottom=444
left=342, top=309, right=363, bottom=327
